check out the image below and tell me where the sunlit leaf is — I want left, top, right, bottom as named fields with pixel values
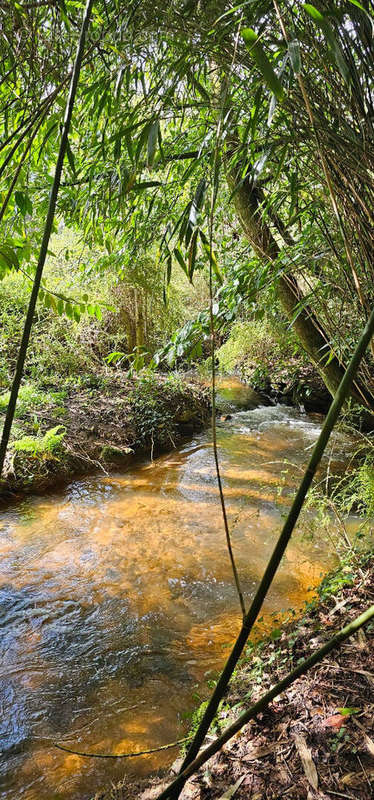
left=15, top=191, right=32, bottom=217
left=147, top=120, right=159, bottom=168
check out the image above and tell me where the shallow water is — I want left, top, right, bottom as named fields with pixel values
left=0, top=379, right=349, bottom=799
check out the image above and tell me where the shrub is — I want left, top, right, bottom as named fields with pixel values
left=217, top=319, right=285, bottom=375
left=12, top=425, right=66, bottom=458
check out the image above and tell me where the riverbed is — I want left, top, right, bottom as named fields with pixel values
left=0, top=380, right=349, bottom=799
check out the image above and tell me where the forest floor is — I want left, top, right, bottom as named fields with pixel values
left=98, top=553, right=374, bottom=800
left=0, top=372, right=210, bottom=497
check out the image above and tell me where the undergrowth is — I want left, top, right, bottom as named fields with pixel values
left=12, top=425, right=66, bottom=458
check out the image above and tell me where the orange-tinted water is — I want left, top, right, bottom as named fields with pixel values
left=0, top=380, right=346, bottom=799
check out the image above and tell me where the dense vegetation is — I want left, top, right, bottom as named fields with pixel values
left=2, top=1, right=374, bottom=413
left=2, top=0, right=374, bottom=475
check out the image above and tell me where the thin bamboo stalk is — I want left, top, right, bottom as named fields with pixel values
left=0, top=0, right=94, bottom=478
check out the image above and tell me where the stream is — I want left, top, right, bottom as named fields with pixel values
left=0, top=378, right=353, bottom=799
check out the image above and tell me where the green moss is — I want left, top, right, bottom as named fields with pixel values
left=100, top=444, right=133, bottom=461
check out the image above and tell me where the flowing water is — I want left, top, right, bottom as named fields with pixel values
left=0, top=379, right=351, bottom=799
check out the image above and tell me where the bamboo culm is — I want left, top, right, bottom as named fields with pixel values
left=157, top=604, right=374, bottom=799
left=0, top=0, right=94, bottom=478
left=174, top=303, right=374, bottom=795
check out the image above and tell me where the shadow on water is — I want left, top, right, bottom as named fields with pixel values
left=0, top=378, right=354, bottom=799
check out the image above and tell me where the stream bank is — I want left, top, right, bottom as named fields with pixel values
left=0, top=372, right=210, bottom=497
left=103, top=552, right=374, bottom=800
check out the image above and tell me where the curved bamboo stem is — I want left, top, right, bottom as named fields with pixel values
left=0, top=0, right=95, bottom=477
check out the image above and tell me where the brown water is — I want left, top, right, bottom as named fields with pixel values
left=0, top=380, right=348, bottom=799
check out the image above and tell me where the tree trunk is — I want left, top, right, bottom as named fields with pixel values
left=134, top=288, right=145, bottom=349
left=226, top=164, right=374, bottom=410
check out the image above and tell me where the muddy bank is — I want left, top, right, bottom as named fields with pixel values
left=0, top=373, right=210, bottom=497
left=103, top=553, right=374, bottom=800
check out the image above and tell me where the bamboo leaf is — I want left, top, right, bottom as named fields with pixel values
left=347, top=0, right=367, bottom=10
left=0, top=243, right=19, bottom=270
left=37, top=120, right=58, bottom=162
left=242, top=28, right=284, bottom=101
left=173, top=247, right=189, bottom=277
left=188, top=228, right=198, bottom=282
left=166, top=253, right=172, bottom=286
left=294, top=734, right=318, bottom=790
left=199, top=230, right=223, bottom=284
left=303, top=4, right=350, bottom=83
left=303, top=3, right=325, bottom=22
left=217, top=776, right=245, bottom=799
left=135, top=122, right=151, bottom=163
left=190, top=178, right=207, bottom=227
left=288, top=39, right=301, bottom=74
left=66, top=138, right=76, bottom=175
left=131, top=181, right=162, bottom=191
left=114, top=66, right=126, bottom=100
left=15, top=191, right=32, bottom=217
left=147, top=120, right=159, bottom=168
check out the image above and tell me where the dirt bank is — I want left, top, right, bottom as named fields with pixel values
left=0, top=373, right=210, bottom=498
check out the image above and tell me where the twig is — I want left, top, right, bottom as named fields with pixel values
left=54, top=736, right=190, bottom=759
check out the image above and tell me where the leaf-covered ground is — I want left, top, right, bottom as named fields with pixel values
left=100, top=556, right=374, bottom=800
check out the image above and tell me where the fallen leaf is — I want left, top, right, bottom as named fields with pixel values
left=217, top=776, right=245, bottom=799
left=310, top=707, right=324, bottom=717
left=337, top=707, right=360, bottom=716
left=324, top=714, right=346, bottom=730
left=294, top=733, right=318, bottom=791
left=242, top=744, right=277, bottom=761
left=357, top=629, right=367, bottom=649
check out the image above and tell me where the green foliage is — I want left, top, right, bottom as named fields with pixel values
left=131, top=372, right=176, bottom=449
left=0, top=382, right=62, bottom=417
left=217, top=318, right=293, bottom=377
left=333, top=452, right=374, bottom=520
left=242, top=28, right=284, bottom=100
left=12, top=425, right=66, bottom=458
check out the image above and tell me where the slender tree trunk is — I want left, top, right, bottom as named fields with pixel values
left=226, top=165, right=371, bottom=403
left=135, top=288, right=145, bottom=349
left=0, top=0, right=94, bottom=478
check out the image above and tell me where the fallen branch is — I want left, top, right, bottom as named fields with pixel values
left=54, top=736, right=190, bottom=759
